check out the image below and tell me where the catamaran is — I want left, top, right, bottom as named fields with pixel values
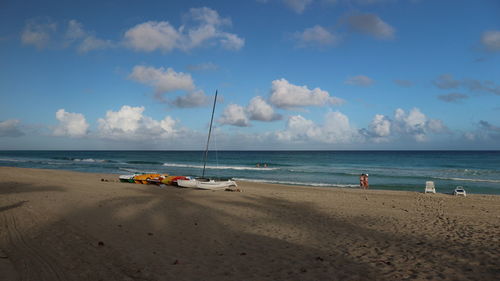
left=177, top=90, right=237, bottom=190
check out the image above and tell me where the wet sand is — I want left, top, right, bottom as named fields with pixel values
left=1, top=167, right=499, bottom=280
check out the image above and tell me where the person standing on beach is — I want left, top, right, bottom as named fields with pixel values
left=359, top=174, right=365, bottom=188
left=364, top=174, right=369, bottom=189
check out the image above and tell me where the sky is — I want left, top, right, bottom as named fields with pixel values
left=0, top=0, right=499, bottom=150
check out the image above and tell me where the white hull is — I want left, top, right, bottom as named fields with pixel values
left=177, top=179, right=237, bottom=190
left=176, top=179, right=199, bottom=188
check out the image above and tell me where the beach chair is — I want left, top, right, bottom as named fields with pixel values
left=454, top=186, right=466, bottom=197
left=424, top=181, right=436, bottom=193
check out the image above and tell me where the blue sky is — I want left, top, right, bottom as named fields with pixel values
left=1, top=0, right=499, bottom=150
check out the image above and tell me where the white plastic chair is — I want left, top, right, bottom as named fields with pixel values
left=454, top=186, right=466, bottom=197
left=424, top=181, right=436, bottom=193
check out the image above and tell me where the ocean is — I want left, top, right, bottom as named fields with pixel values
left=1, top=150, right=499, bottom=195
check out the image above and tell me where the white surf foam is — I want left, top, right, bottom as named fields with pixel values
left=233, top=178, right=358, bottom=188
left=433, top=176, right=500, bottom=183
left=162, top=163, right=278, bottom=171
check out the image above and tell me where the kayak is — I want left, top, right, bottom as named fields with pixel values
left=133, top=174, right=163, bottom=184
left=161, top=176, right=189, bottom=186
left=119, top=174, right=137, bottom=183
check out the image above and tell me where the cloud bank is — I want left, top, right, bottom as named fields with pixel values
left=276, top=111, right=360, bottom=143
left=21, top=7, right=244, bottom=54
left=97, top=106, right=179, bottom=140
left=0, top=120, right=24, bottom=137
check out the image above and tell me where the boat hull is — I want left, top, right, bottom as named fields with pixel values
left=177, top=178, right=237, bottom=190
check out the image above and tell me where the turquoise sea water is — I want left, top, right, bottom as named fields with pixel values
left=1, top=150, right=499, bottom=195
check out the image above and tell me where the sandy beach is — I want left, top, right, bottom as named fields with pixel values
left=1, top=167, right=499, bottom=280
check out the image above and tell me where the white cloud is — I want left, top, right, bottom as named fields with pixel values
left=464, top=120, right=500, bottom=142
left=393, top=108, right=446, bottom=142
left=53, top=109, right=89, bottom=138
left=65, top=20, right=86, bottom=42
left=77, top=35, right=114, bottom=53
left=129, top=65, right=195, bottom=95
left=218, top=104, right=251, bottom=127
left=276, top=115, right=320, bottom=141
left=123, top=7, right=244, bottom=53
left=284, top=0, right=314, bottom=13
left=269, top=78, right=344, bottom=109
left=23, top=8, right=243, bottom=54
left=294, top=25, right=339, bottom=48
left=219, top=32, right=245, bottom=50
left=433, top=74, right=460, bottom=89
left=171, top=90, right=211, bottom=108
left=64, top=20, right=114, bottom=53
left=345, top=13, right=395, bottom=39
left=321, top=111, right=360, bottom=143
left=345, top=75, right=375, bottom=86
left=97, top=105, right=179, bottom=140
left=463, top=79, right=500, bottom=96
left=218, top=96, right=281, bottom=127
left=437, top=93, right=468, bottom=103
left=426, top=119, right=446, bottom=133
left=370, top=114, right=391, bottom=138
left=21, top=18, right=57, bottom=49
left=21, top=18, right=112, bottom=53
left=0, top=120, right=24, bottom=137
left=394, top=79, right=414, bottom=87
left=247, top=96, right=282, bottom=121
left=187, top=62, right=219, bottom=72
left=433, top=74, right=500, bottom=96
left=124, top=21, right=180, bottom=52
left=276, top=111, right=359, bottom=143
left=481, top=30, right=500, bottom=52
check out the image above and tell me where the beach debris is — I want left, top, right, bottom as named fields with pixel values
left=315, top=256, right=324, bottom=261
left=240, top=252, right=247, bottom=256
left=300, top=267, right=307, bottom=273
left=173, top=259, right=180, bottom=265
left=98, top=241, right=105, bottom=246
left=147, top=232, right=153, bottom=236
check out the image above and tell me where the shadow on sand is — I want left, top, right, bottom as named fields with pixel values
left=1, top=180, right=499, bottom=280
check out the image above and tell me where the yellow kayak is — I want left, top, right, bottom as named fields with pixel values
left=133, top=174, right=163, bottom=184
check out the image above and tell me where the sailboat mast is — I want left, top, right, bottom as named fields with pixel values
left=202, top=90, right=218, bottom=178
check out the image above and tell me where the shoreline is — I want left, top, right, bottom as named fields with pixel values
left=1, top=166, right=499, bottom=280
left=3, top=164, right=500, bottom=196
